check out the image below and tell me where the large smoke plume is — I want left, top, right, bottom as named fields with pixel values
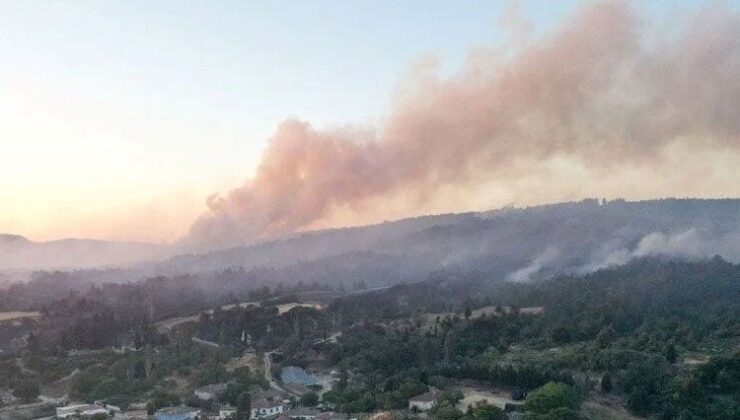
left=187, top=1, right=740, bottom=249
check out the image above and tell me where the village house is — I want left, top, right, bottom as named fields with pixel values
left=249, top=389, right=289, bottom=419
left=251, top=397, right=285, bottom=419
left=408, top=389, right=442, bottom=412
left=285, top=407, right=320, bottom=420
left=56, top=403, right=109, bottom=418
left=315, top=411, right=357, bottom=420
left=154, top=405, right=200, bottom=420
left=218, top=404, right=237, bottom=420
left=95, top=400, right=122, bottom=413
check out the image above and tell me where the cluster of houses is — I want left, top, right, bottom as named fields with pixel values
left=186, top=385, right=359, bottom=420
left=55, top=403, right=119, bottom=418
left=49, top=382, right=524, bottom=420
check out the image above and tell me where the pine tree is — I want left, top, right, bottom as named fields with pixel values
left=601, top=372, right=613, bottom=393
left=237, top=392, right=251, bottom=420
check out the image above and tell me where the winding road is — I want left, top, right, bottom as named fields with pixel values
left=263, top=351, right=288, bottom=393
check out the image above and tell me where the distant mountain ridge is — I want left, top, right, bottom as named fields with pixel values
left=152, top=198, right=740, bottom=284
left=3, top=198, right=739, bottom=285
left=0, top=234, right=170, bottom=271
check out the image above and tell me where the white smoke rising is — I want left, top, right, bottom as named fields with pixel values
left=577, top=226, right=740, bottom=274
left=508, top=247, right=560, bottom=282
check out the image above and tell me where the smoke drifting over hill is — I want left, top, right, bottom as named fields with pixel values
left=187, top=1, right=740, bottom=249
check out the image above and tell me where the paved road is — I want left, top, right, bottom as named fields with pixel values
left=192, top=337, right=220, bottom=348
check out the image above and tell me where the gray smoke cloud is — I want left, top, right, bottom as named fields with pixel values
left=508, top=247, right=560, bottom=282
left=576, top=226, right=740, bottom=274
left=186, top=1, right=740, bottom=250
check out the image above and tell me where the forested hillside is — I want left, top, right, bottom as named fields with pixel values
left=156, top=198, right=740, bottom=286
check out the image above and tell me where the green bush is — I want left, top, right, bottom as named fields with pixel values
left=13, top=379, right=40, bottom=403
left=300, top=391, right=319, bottom=407
left=524, top=382, right=581, bottom=414
left=432, top=401, right=464, bottom=420
left=472, top=403, right=505, bottom=420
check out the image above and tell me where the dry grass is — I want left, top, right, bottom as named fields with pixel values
left=455, top=385, right=516, bottom=410
left=0, top=311, right=40, bottom=322
left=581, top=398, right=644, bottom=420
left=226, top=351, right=262, bottom=372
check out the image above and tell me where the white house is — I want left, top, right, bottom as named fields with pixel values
left=219, top=404, right=237, bottom=420
left=251, top=397, right=284, bottom=419
left=56, top=403, right=109, bottom=418
left=408, top=389, right=441, bottom=412
left=285, top=407, right=320, bottom=420
left=316, top=412, right=357, bottom=420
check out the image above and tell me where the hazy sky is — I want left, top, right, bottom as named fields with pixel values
left=0, top=0, right=735, bottom=243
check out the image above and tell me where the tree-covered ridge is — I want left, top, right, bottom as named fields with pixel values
left=1, top=257, right=738, bottom=418
left=301, top=258, right=740, bottom=418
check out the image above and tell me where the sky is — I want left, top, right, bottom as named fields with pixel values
left=0, top=0, right=737, bottom=244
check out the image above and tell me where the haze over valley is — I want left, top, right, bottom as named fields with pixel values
left=1, top=1, right=739, bottom=420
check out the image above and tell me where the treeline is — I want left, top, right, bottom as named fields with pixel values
left=434, top=363, right=574, bottom=390
left=304, top=257, right=740, bottom=419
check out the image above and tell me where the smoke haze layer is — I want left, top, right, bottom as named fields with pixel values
left=187, top=1, right=740, bottom=249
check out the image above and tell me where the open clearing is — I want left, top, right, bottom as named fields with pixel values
left=0, top=311, right=41, bottom=322
left=456, top=385, right=515, bottom=410
left=226, top=351, right=262, bottom=372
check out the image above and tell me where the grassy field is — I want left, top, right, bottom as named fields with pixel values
left=456, top=385, right=516, bottom=410
left=226, top=351, right=262, bottom=372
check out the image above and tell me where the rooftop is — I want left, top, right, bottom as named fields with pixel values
left=156, top=405, right=200, bottom=415
left=316, top=412, right=350, bottom=420
left=287, top=407, right=320, bottom=417
left=409, top=389, right=441, bottom=403
left=253, top=398, right=284, bottom=409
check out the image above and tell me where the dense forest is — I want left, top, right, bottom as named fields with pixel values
left=1, top=254, right=738, bottom=418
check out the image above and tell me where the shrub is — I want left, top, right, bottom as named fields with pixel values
left=524, top=382, right=581, bottom=414
left=13, top=379, right=40, bottom=403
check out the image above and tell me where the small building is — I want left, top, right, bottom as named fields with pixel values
left=316, top=412, right=357, bottom=420
left=114, top=410, right=149, bottom=420
left=95, top=401, right=122, bottom=413
left=285, top=407, right=320, bottom=420
left=195, top=383, right=228, bottom=401
left=56, top=403, right=109, bottom=418
left=252, top=389, right=290, bottom=404
left=219, top=404, right=237, bottom=420
left=155, top=406, right=200, bottom=420
left=251, top=397, right=285, bottom=419
left=408, top=389, right=441, bottom=412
